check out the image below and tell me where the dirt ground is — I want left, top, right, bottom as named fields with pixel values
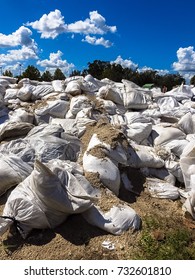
left=0, top=120, right=195, bottom=260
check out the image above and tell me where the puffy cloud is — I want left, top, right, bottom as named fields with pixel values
left=27, top=9, right=116, bottom=40
left=67, top=10, right=116, bottom=35
left=37, top=50, right=75, bottom=74
left=82, top=35, right=113, bottom=48
left=0, top=46, right=38, bottom=63
left=0, top=26, right=36, bottom=48
left=111, top=55, right=138, bottom=70
left=139, top=66, right=169, bottom=75
left=27, top=9, right=67, bottom=39
left=173, top=46, right=195, bottom=72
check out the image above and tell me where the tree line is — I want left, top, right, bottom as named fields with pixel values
left=2, top=60, right=195, bottom=90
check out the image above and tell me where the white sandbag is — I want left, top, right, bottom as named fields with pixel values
left=69, top=95, right=91, bottom=115
left=65, top=76, right=84, bottom=85
left=146, top=178, right=180, bottom=200
left=86, top=133, right=128, bottom=165
left=29, top=135, right=81, bottom=162
left=163, top=139, right=189, bottom=157
left=35, top=100, right=69, bottom=123
left=65, top=81, right=82, bottom=96
left=126, top=122, right=152, bottom=144
left=9, top=108, right=34, bottom=123
left=4, top=88, right=18, bottom=104
left=165, top=159, right=184, bottom=183
left=49, top=117, right=78, bottom=135
left=151, top=125, right=186, bottom=146
left=52, top=80, right=65, bottom=92
left=165, top=83, right=194, bottom=101
left=178, top=112, right=195, bottom=134
left=128, top=143, right=164, bottom=168
left=182, top=191, right=195, bottom=219
left=82, top=204, right=141, bottom=235
left=141, top=167, right=176, bottom=185
left=0, top=76, right=17, bottom=84
left=0, top=121, right=34, bottom=141
left=75, top=116, right=96, bottom=137
left=180, top=139, right=195, bottom=158
left=31, top=84, right=54, bottom=100
left=0, top=160, right=97, bottom=238
left=98, top=85, right=124, bottom=105
left=83, top=74, right=106, bottom=92
left=26, top=123, right=64, bottom=139
left=83, top=153, right=120, bottom=196
left=97, top=98, right=117, bottom=115
left=180, top=157, right=195, bottom=192
left=17, top=83, right=35, bottom=101
left=109, top=114, right=127, bottom=127
left=125, top=111, right=153, bottom=124
left=0, top=154, right=33, bottom=196
left=122, top=90, right=148, bottom=109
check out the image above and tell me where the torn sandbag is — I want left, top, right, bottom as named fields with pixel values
left=82, top=204, right=141, bottom=235
left=83, top=152, right=120, bottom=196
left=0, top=160, right=98, bottom=238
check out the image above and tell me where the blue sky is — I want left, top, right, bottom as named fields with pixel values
left=0, top=0, right=195, bottom=81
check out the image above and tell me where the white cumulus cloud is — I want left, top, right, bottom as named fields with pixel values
left=37, top=50, right=75, bottom=75
left=27, top=9, right=116, bottom=47
left=173, top=46, right=195, bottom=72
left=67, top=10, right=116, bottom=35
left=111, top=55, right=138, bottom=70
left=27, top=9, right=67, bottom=39
left=82, top=35, right=113, bottom=48
left=0, top=26, right=36, bottom=48
left=0, top=46, right=38, bottom=63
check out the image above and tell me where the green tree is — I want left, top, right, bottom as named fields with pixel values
left=41, top=70, right=53, bottom=81
left=3, top=70, right=13, bottom=77
left=84, top=60, right=110, bottom=80
left=69, top=69, right=82, bottom=77
left=53, top=68, right=65, bottom=80
left=21, top=65, right=41, bottom=81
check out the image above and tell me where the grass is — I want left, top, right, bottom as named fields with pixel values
left=134, top=215, right=195, bottom=260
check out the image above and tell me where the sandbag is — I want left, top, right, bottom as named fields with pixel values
left=83, top=152, right=121, bottom=196
left=31, top=84, right=54, bottom=100
left=17, top=83, right=35, bottom=101
left=126, top=122, right=152, bottom=144
left=146, top=178, right=180, bottom=200
left=0, top=121, right=34, bottom=141
left=0, top=160, right=98, bottom=238
left=128, top=143, right=165, bottom=168
left=65, top=81, right=82, bottom=96
left=82, top=204, right=141, bottom=235
left=35, top=99, right=69, bottom=123
left=0, top=154, right=33, bottom=196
